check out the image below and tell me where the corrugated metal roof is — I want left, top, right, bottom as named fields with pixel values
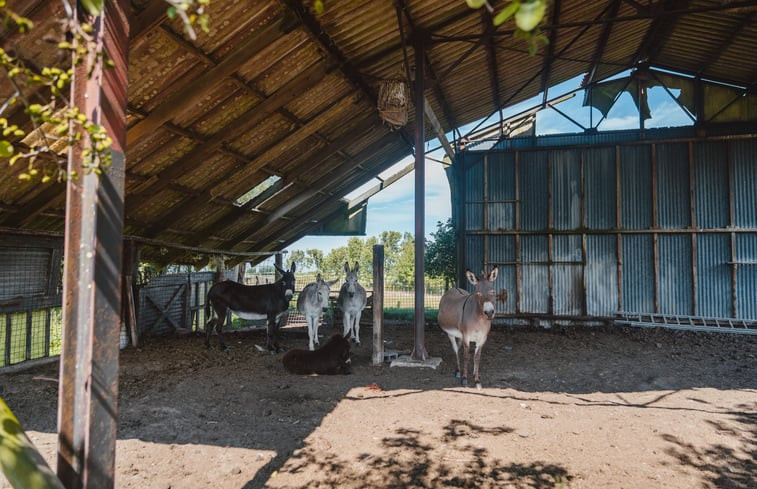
left=0, top=0, right=755, bottom=265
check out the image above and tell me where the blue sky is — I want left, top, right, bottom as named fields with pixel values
left=291, top=71, right=693, bottom=255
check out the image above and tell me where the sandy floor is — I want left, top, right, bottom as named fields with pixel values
left=1, top=321, right=754, bottom=488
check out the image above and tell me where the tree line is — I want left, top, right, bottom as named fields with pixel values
left=278, top=219, right=456, bottom=288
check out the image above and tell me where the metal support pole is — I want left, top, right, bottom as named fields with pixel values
left=412, top=33, right=428, bottom=361
left=57, top=1, right=130, bottom=488
left=372, top=244, right=384, bottom=366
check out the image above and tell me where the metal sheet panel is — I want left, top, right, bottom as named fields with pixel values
left=553, top=235, right=583, bottom=315
left=519, top=150, right=549, bottom=231
left=735, top=234, right=757, bottom=320
left=520, top=235, right=548, bottom=313
left=551, top=149, right=581, bottom=230
left=488, top=152, right=516, bottom=231
left=584, top=147, right=616, bottom=230
left=656, top=143, right=691, bottom=228
left=586, top=235, right=618, bottom=316
left=694, top=141, right=729, bottom=228
left=465, top=159, right=484, bottom=231
left=621, top=234, right=655, bottom=312
left=732, top=139, right=757, bottom=228
left=696, top=234, right=732, bottom=317
left=489, top=236, right=516, bottom=314
left=658, top=234, right=693, bottom=315
left=464, top=235, right=484, bottom=290
left=620, top=145, right=652, bottom=229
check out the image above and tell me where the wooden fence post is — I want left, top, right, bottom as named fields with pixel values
left=372, top=245, right=384, bottom=365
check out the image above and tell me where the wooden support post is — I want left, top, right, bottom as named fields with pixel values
left=57, top=1, right=130, bottom=488
left=411, top=32, right=428, bottom=361
left=372, top=245, right=384, bottom=366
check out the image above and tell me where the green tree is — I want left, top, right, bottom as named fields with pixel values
left=425, top=218, right=457, bottom=288
left=392, top=233, right=415, bottom=287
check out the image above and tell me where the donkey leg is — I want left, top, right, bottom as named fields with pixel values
left=447, top=334, right=462, bottom=379
left=353, top=310, right=362, bottom=346
left=461, top=340, right=471, bottom=387
left=313, top=313, right=321, bottom=347
left=342, top=312, right=352, bottom=338
left=472, top=340, right=486, bottom=389
left=307, top=316, right=316, bottom=351
left=216, top=313, right=229, bottom=353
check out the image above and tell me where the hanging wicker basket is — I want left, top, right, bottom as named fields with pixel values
left=377, top=79, right=409, bottom=129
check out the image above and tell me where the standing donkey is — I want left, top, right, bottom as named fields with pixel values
left=337, top=261, right=367, bottom=346
left=297, top=274, right=338, bottom=350
left=205, top=262, right=296, bottom=353
left=437, top=266, right=499, bottom=389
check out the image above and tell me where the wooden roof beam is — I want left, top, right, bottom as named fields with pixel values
left=582, top=0, right=622, bottom=87
left=632, top=0, right=691, bottom=66
left=279, top=0, right=414, bottom=152
left=126, top=13, right=297, bottom=145
left=540, top=0, right=562, bottom=107
left=481, top=12, right=503, bottom=113
left=696, top=11, right=754, bottom=76
left=125, top=59, right=330, bottom=209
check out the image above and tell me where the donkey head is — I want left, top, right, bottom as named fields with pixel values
left=343, top=261, right=360, bottom=298
left=273, top=262, right=297, bottom=300
left=315, top=273, right=338, bottom=312
left=465, top=266, right=499, bottom=320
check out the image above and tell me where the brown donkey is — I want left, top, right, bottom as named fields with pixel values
left=437, top=266, right=499, bottom=388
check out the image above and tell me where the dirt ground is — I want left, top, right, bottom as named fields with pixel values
left=0, top=320, right=755, bottom=489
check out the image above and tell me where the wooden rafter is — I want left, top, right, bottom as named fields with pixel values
left=632, top=0, right=691, bottom=66
left=540, top=0, right=562, bottom=106
left=481, top=11, right=502, bottom=114
left=583, top=0, right=622, bottom=87
left=696, top=12, right=754, bottom=76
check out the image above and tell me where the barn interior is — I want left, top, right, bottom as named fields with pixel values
left=0, top=0, right=755, bottom=486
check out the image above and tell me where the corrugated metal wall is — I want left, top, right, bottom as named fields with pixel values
left=457, top=128, right=757, bottom=325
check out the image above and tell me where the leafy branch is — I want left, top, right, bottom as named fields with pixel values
left=467, top=0, right=549, bottom=55
left=0, top=0, right=211, bottom=183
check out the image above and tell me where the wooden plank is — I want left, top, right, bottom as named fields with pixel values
left=126, top=15, right=294, bottom=145
left=372, top=245, right=384, bottom=366
left=126, top=60, right=330, bottom=209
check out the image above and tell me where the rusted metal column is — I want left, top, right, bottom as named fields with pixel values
left=411, top=33, right=428, bottom=361
left=57, top=1, right=130, bottom=488
left=372, top=244, right=384, bottom=365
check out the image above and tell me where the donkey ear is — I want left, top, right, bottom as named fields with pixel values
left=327, top=278, right=339, bottom=287
left=290, top=262, right=296, bottom=274
left=316, top=273, right=322, bottom=282
left=465, top=269, right=478, bottom=285
left=353, top=261, right=360, bottom=273
left=274, top=263, right=284, bottom=275
left=488, top=266, right=498, bottom=282
left=344, top=262, right=350, bottom=273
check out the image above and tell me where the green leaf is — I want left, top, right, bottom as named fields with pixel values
left=0, top=141, right=13, bottom=158
left=166, top=6, right=177, bottom=19
left=466, top=0, right=488, bottom=9
left=514, top=0, right=546, bottom=32
left=79, top=0, right=104, bottom=16
left=314, top=0, right=324, bottom=15
left=493, top=1, right=520, bottom=26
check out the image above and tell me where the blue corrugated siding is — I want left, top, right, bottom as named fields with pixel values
left=620, top=146, right=652, bottom=229
left=521, top=235, right=549, bottom=313
left=519, top=151, right=549, bottom=230
left=465, top=160, right=484, bottom=231
left=488, top=152, right=516, bottom=230
left=732, top=140, right=757, bottom=228
left=464, top=235, right=484, bottom=289
left=694, top=141, right=729, bottom=228
left=551, top=150, right=582, bottom=230
left=490, top=235, right=516, bottom=313
left=553, top=235, right=583, bottom=315
left=584, top=147, right=616, bottom=230
left=621, top=234, right=655, bottom=312
left=656, top=143, right=691, bottom=228
left=735, top=234, right=757, bottom=320
left=696, top=234, right=732, bottom=317
left=586, top=235, right=618, bottom=315
left=658, top=234, right=693, bottom=315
